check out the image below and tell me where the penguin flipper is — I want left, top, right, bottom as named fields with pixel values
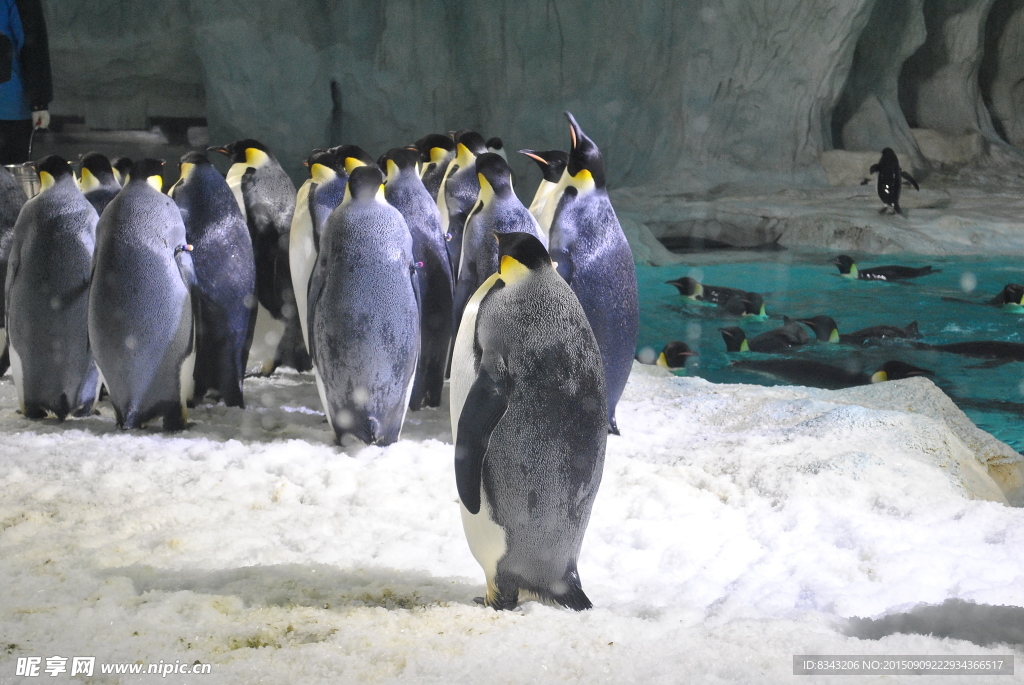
left=869, top=164, right=879, bottom=174
left=454, top=364, right=510, bottom=515
left=305, top=257, right=327, bottom=368
left=901, top=171, right=920, bottom=191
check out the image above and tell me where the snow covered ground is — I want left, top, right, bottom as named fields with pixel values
left=1, top=363, right=1023, bottom=684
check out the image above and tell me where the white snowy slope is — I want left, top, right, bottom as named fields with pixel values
left=1, top=363, right=1023, bottom=684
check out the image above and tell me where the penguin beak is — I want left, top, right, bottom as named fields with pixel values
left=564, top=111, right=580, bottom=149
left=519, top=150, right=545, bottom=164
left=207, top=146, right=229, bottom=156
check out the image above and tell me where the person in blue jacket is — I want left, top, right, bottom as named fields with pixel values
left=0, top=0, right=50, bottom=164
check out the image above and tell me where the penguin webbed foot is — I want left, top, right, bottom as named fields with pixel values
left=608, top=416, right=620, bottom=436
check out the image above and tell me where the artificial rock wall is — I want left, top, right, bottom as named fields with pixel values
left=45, top=0, right=1024, bottom=188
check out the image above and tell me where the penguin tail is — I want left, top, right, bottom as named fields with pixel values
left=551, top=568, right=593, bottom=612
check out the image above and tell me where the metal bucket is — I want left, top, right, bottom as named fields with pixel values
left=5, top=162, right=39, bottom=198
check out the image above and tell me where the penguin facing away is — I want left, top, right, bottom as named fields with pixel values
left=437, top=130, right=487, bottom=280
left=169, top=152, right=257, bottom=408
left=382, top=146, right=454, bottom=410
left=548, top=111, right=639, bottom=435
left=5, top=155, right=99, bottom=419
left=77, top=152, right=122, bottom=217
left=88, top=158, right=197, bottom=430
left=110, top=157, right=133, bottom=186
left=868, top=148, right=919, bottom=215
left=451, top=232, right=606, bottom=611
left=307, top=165, right=420, bottom=446
left=0, top=163, right=27, bottom=375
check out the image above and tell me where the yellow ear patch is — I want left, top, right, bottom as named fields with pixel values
left=828, top=329, right=840, bottom=344
left=39, top=171, right=54, bottom=191
left=78, top=167, right=99, bottom=192
left=244, top=148, right=269, bottom=168
left=870, top=371, right=888, bottom=383
left=656, top=352, right=669, bottom=368
left=311, top=163, right=336, bottom=184
left=455, top=143, right=475, bottom=167
left=385, top=159, right=399, bottom=183
left=179, top=163, right=195, bottom=181
left=476, top=173, right=494, bottom=207
left=147, top=175, right=163, bottom=192
left=344, top=157, right=366, bottom=174
left=499, top=255, right=530, bottom=284
left=569, top=168, right=596, bottom=194
left=739, top=339, right=749, bottom=353
left=430, top=147, right=448, bottom=164
left=376, top=184, right=386, bottom=202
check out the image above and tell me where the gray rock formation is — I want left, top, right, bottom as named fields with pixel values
left=981, top=0, right=1024, bottom=149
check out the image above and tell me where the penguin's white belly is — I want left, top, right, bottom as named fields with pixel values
left=226, top=163, right=248, bottom=220
left=179, top=323, right=197, bottom=413
left=448, top=295, right=481, bottom=442
left=460, top=487, right=506, bottom=587
left=9, top=341, right=24, bottom=413
left=289, top=181, right=315, bottom=350
left=246, top=303, right=286, bottom=375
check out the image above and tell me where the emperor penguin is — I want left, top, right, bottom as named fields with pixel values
left=437, top=130, right=487, bottom=279
left=0, top=163, right=27, bottom=375
left=868, top=148, right=919, bottom=215
left=548, top=112, right=639, bottom=435
left=110, top=157, right=133, bottom=186
left=77, top=152, right=122, bottom=216
left=450, top=232, right=606, bottom=611
left=452, top=152, right=544, bottom=344
left=415, top=133, right=455, bottom=202
left=88, top=158, right=196, bottom=430
left=290, top=147, right=371, bottom=351
left=5, top=156, right=99, bottom=419
left=518, top=148, right=568, bottom=235
left=307, top=166, right=420, bottom=446
left=208, top=139, right=308, bottom=374
left=169, top=152, right=256, bottom=408
left=381, top=146, right=453, bottom=410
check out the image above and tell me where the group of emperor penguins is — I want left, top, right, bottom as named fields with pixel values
left=0, top=110, right=639, bottom=611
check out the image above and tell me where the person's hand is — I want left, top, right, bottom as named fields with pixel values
left=31, top=110, right=49, bottom=129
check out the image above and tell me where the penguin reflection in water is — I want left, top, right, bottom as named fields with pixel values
left=451, top=233, right=606, bottom=610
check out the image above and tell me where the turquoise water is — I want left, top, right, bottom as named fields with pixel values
left=638, top=251, right=1024, bottom=452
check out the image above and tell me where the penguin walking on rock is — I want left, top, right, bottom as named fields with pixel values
left=78, top=152, right=122, bottom=216
left=89, top=159, right=196, bottom=430
left=415, top=133, right=456, bottom=202
left=169, top=152, right=256, bottom=408
left=547, top=111, right=639, bottom=435
left=5, top=156, right=99, bottom=419
left=865, top=148, right=919, bottom=215
left=307, top=166, right=420, bottom=446
left=209, top=139, right=308, bottom=374
left=437, top=130, right=487, bottom=280
left=0, top=164, right=27, bottom=375
left=450, top=232, right=606, bottom=611
left=382, top=147, right=453, bottom=410
left=452, top=152, right=544, bottom=344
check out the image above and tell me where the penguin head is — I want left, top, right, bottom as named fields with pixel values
left=665, top=276, right=702, bottom=298
left=741, top=292, right=766, bottom=318
left=177, top=151, right=212, bottom=184
left=832, top=255, right=856, bottom=275
left=518, top=149, right=568, bottom=184
left=208, top=139, right=271, bottom=167
left=564, top=111, right=606, bottom=190
left=415, top=133, right=455, bottom=165
left=475, top=152, right=513, bottom=202
left=78, top=152, right=115, bottom=192
left=453, top=130, right=487, bottom=165
left=36, top=155, right=74, bottom=192
left=871, top=360, right=934, bottom=383
left=880, top=148, right=898, bottom=165
left=381, top=147, right=421, bottom=183
left=328, top=144, right=376, bottom=174
left=1003, top=284, right=1024, bottom=305
left=128, top=158, right=167, bottom=192
left=497, top=232, right=552, bottom=282
left=658, top=341, right=697, bottom=370
left=796, top=315, right=839, bottom=342
left=486, top=137, right=504, bottom=152
left=718, top=326, right=748, bottom=353
left=111, top=157, right=133, bottom=186
left=304, top=149, right=344, bottom=184
left=345, top=165, right=385, bottom=204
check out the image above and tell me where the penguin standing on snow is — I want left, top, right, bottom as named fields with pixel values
left=0, top=164, right=27, bottom=375
left=450, top=232, right=606, bottom=611
left=89, top=159, right=196, bottom=430
left=77, top=152, right=122, bottom=216
left=415, top=133, right=456, bottom=202
left=169, top=152, right=256, bottom=408
left=381, top=146, right=453, bottom=410
left=307, top=166, right=420, bottom=446
left=547, top=111, right=639, bottom=435
left=437, top=130, right=487, bottom=279
left=5, top=156, right=99, bottom=419
left=208, top=139, right=307, bottom=374
left=866, top=148, right=919, bottom=215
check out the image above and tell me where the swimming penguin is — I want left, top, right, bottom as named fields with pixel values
left=88, top=158, right=196, bottom=430
left=381, top=146, right=454, bottom=410
left=832, top=255, right=939, bottom=281
left=307, top=166, right=419, bottom=446
left=548, top=111, right=639, bottom=434
left=637, top=341, right=697, bottom=370
left=110, top=157, right=133, bottom=186
left=169, top=152, right=256, bottom=408
left=866, top=148, right=919, bottom=215
left=452, top=152, right=544, bottom=345
left=730, top=358, right=933, bottom=390
left=77, top=152, right=122, bottom=216
left=518, top=149, right=568, bottom=235
left=208, top=139, right=308, bottom=374
left=719, top=319, right=809, bottom=353
left=796, top=315, right=920, bottom=345
left=915, top=340, right=1024, bottom=364
left=990, top=284, right=1024, bottom=308
left=666, top=276, right=767, bottom=317
left=5, top=155, right=99, bottom=419
left=415, top=133, right=456, bottom=202
left=437, top=130, right=487, bottom=279
left=450, top=232, right=606, bottom=611
left=0, top=164, right=27, bottom=375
